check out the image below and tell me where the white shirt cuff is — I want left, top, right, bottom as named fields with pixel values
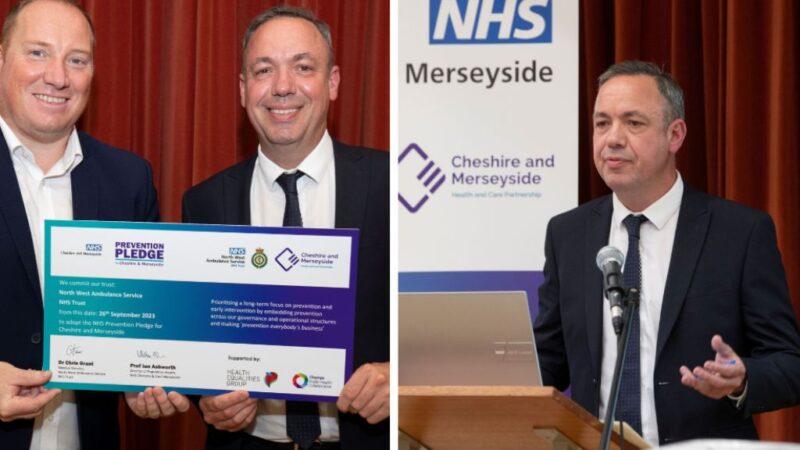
left=727, top=380, right=748, bottom=408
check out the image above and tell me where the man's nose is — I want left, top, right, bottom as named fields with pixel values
left=605, top=122, right=626, bottom=148
left=272, top=68, right=295, bottom=96
left=43, top=59, right=70, bottom=89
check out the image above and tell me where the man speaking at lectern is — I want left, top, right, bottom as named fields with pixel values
left=534, top=60, right=800, bottom=445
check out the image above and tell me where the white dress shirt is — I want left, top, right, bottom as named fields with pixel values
left=598, top=174, right=683, bottom=446
left=0, top=116, right=83, bottom=450
left=248, top=131, right=339, bottom=442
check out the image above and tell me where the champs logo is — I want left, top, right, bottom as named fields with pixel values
left=430, top=0, right=552, bottom=44
left=251, top=248, right=268, bottom=268
left=292, top=373, right=309, bottom=389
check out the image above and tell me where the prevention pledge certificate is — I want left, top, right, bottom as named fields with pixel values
left=43, top=220, right=358, bottom=402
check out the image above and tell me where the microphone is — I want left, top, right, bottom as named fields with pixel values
left=596, top=246, right=625, bottom=336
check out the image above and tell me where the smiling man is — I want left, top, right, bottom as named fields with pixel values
left=534, top=60, right=800, bottom=445
left=182, top=6, right=389, bottom=450
left=0, top=1, right=167, bottom=449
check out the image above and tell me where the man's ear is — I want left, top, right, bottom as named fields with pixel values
left=239, top=72, right=246, bottom=108
left=667, top=118, right=687, bottom=155
left=328, top=65, right=340, bottom=102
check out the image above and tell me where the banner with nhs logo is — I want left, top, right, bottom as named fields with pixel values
left=400, top=0, right=578, bottom=318
left=430, top=0, right=553, bottom=44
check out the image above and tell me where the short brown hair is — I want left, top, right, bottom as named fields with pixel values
left=2, top=0, right=96, bottom=50
left=598, top=60, right=685, bottom=127
left=241, top=6, right=334, bottom=74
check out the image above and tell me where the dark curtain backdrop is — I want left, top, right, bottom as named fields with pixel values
left=0, top=0, right=387, bottom=449
left=581, top=0, right=800, bottom=442
left=79, top=0, right=389, bottom=224
left=15, top=0, right=391, bottom=224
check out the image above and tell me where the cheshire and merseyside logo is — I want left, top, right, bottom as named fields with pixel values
left=276, top=248, right=300, bottom=271
left=264, top=371, right=278, bottom=387
left=251, top=248, right=268, bottom=268
left=399, top=143, right=446, bottom=213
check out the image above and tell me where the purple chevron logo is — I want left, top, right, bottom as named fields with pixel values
left=276, top=248, right=300, bottom=271
left=399, top=143, right=446, bottom=213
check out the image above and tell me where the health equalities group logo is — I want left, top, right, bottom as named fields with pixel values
left=264, top=371, right=278, bottom=387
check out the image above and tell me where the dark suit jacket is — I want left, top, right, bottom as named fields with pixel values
left=182, top=141, right=390, bottom=450
left=534, top=184, right=800, bottom=445
left=0, top=131, right=159, bottom=450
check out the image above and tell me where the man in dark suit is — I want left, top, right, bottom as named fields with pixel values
left=0, top=0, right=171, bottom=448
left=534, top=60, right=800, bottom=446
left=182, top=6, right=389, bottom=450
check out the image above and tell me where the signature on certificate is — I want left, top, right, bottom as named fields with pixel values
left=65, top=345, right=83, bottom=356
left=136, top=350, right=167, bottom=359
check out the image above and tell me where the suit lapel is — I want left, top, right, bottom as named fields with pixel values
left=225, top=157, right=254, bottom=225
left=71, top=134, right=98, bottom=220
left=0, top=131, right=41, bottom=297
left=656, top=186, right=710, bottom=361
left=333, top=142, right=368, bottom=229
left=585, top=196, right=613, bottom=377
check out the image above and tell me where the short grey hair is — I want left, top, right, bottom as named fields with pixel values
left=241, top=6, right=334, bottom=74
left=598, top=60, right=685, bottom=127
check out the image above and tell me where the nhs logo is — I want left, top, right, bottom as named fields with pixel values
left=430, top=0, right=552, bottom=44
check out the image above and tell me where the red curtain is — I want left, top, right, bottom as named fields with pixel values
left=0, top=1, right=387, bottom=448
left=581, top=0, right=800, bottom=442
left=69, top=0, right=389, bottom=224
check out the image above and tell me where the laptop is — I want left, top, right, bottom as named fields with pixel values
left=399, top=291, right=542, bottom=386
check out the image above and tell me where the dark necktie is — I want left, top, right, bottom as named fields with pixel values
left=277, top=171, right=320, bottom=448
left=285, top=399, right=320, bottom=450
left=619, top=214, right=648, bottom=435
left=276, top=171, right=304, bottom=227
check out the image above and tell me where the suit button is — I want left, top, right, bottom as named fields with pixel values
left=31, top=332, right=42, bottom=344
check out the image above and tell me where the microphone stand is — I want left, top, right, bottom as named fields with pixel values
left=600, top=288, right=640, bottom=450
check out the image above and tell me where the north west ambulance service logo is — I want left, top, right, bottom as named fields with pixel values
left=251, top=248, right=268, bottom=268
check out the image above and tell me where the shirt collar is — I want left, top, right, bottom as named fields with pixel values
left=612, top=172, right=683, bottom=231
left=0, top=114, right=83, bottom=175
left=255, top=131, right=334, bottom=186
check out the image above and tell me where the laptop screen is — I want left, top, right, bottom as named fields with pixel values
left=399, top=291, right=542, bottom=386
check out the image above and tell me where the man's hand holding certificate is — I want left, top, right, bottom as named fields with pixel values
left=42, top=220, right=358, bottom=403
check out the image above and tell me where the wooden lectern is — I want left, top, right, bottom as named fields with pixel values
left=399, top=386, right=649, bottom=450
